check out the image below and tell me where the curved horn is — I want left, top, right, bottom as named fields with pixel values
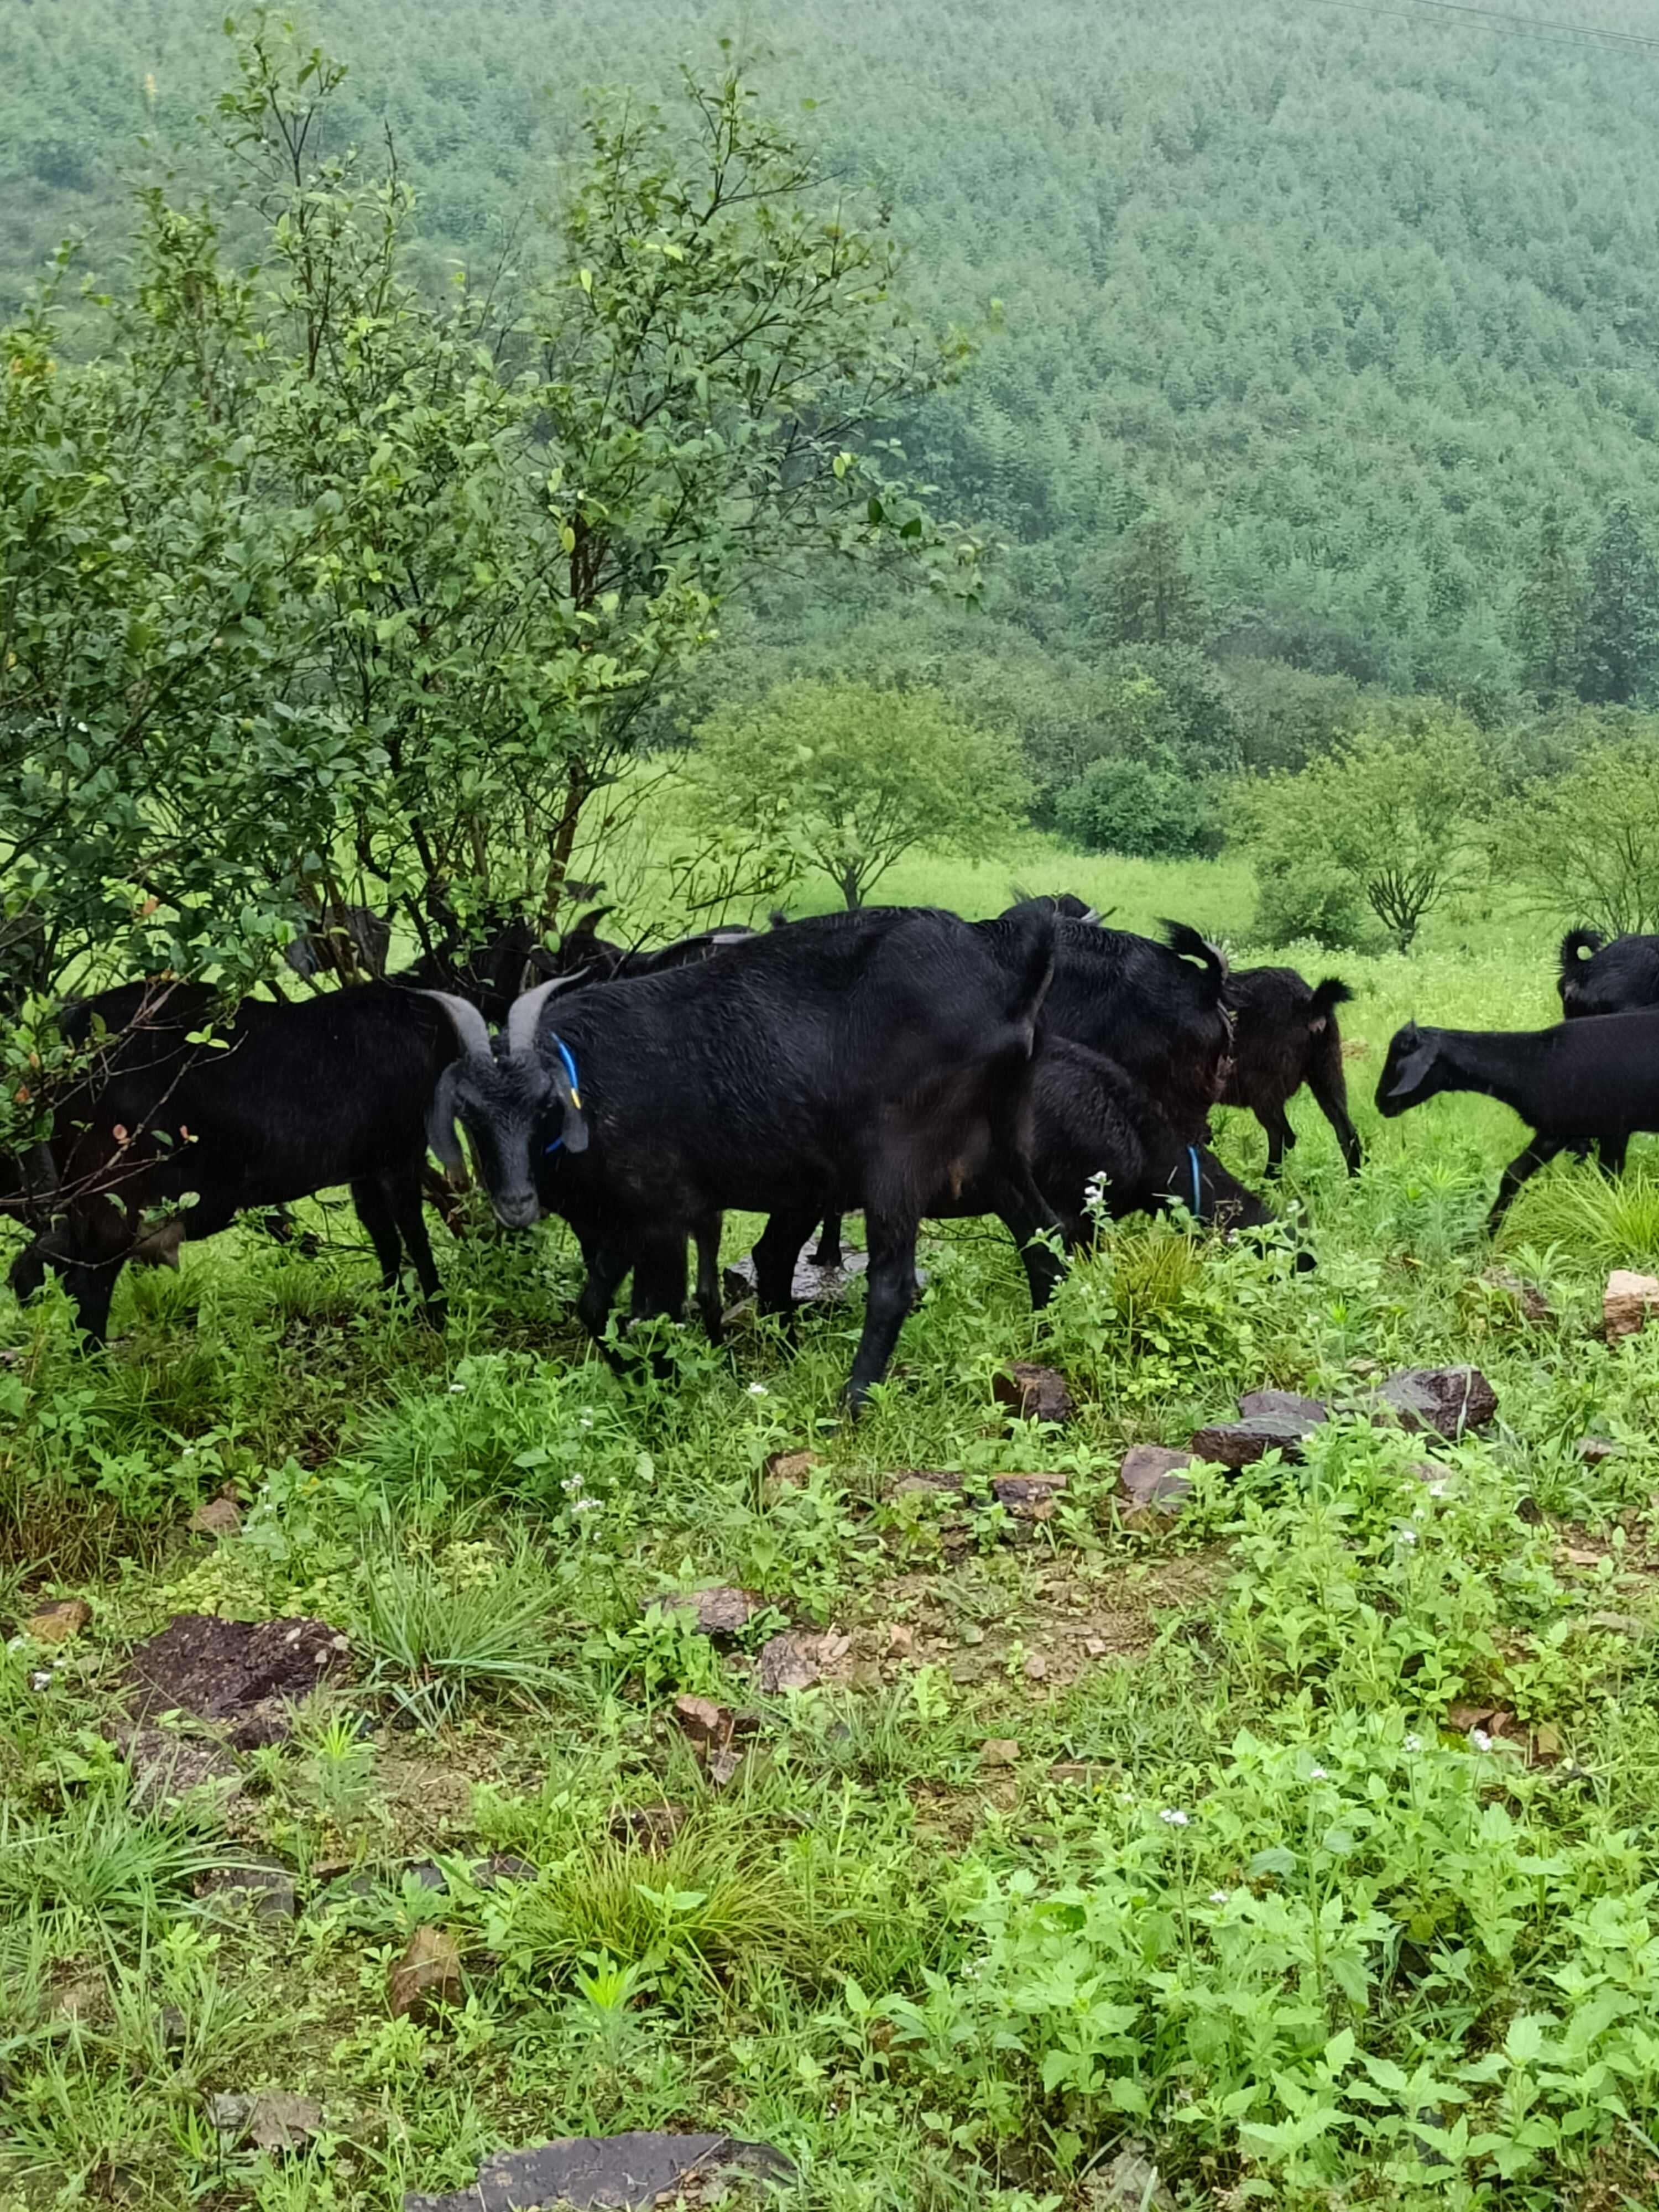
left=419, top=989, right=492, bottom=1058
left=506, top=973, right=582, bottom=1057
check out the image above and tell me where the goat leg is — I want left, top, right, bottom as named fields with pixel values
left=845, top=1210, right=920, bottom=1411
left=1487, top=1134, right=1566, bottom=1232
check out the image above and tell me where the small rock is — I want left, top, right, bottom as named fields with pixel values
left=1238, top=1389, right=1329, bottom=1423
left=1047, top=1761, right=1102, bottom=1787
left=608, top=1803, right=686, bottom=1852
left=196, top=1858, right=298, bottom=1920
left=1482, top=1270, right=1554, bottom=1324
left=211, top=2090, right=323, bottom=2154
left=469, top=1853, right=537, bottom=1889
left=671, top=1695, right=729, bottom=1756
left=109, top=1722, right=241, bottom=1809
left=1377, top=1366, right=1498, bottom=1439
left=1083, top=1636, right=1109, bottom=1658
left=993, top=1363, right=1074, bottom=1427
left=1349, top=1357, right=1382, bottom=1378
left=992, top=1472, right=1067, bottom=1520
left=52, top=1976, right=105, bottom=2022
left=763, top=1449, right=821, bottom=1491
left=23, top=1598, right=91, bottom=1645
left=758, top=1629, right=851, bottom=1694
left=187, top=1496, right=242, bottom=1538
left=388, top=1927, right=463, bottom=2021
left=1582, top=1610, right=1650, bottom=1639
left=1188, top=1413, right=1315, bottom=1469
left=1023, top=1654, right=1049, bottom=1682
left=1086, top=2140, right=1175, bottom=2212
left=1577, top=1436, right=1623, bottom=1467
left=883, top=1468, right=967, bottom=1503
left=979, top=1738, right=1020, bottom=1769
left=649, top=1587, right=763, bottom=1645
left=723, top=1249, right=869, bottom=1306
left=1605, top=1270, right=1659, bottom=1342
left=1117, top=1444, right=1196, bottom=1513
left=1515, top=1494, right=1546, bottom=1526
left=885, top=1624, right=914, bottom=1657
left=404, top=2131, right=796, bottom=2212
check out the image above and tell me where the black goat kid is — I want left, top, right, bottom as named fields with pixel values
left=1376, top=1010, right=1659, bottom=1229
left=426, top=906, right=1063, bottom=1408
left=9, top=983, right=463, bottom=1340
left=1219, top=969, right=1362, bottom=1176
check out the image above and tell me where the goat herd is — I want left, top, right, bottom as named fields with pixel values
left=3, top=899, right=1657, bottom=1406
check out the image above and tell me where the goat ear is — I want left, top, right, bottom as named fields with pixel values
left=425, top=1065, right=466, bottom=1175
left=1385, top=1037, right=1437, bottom=1101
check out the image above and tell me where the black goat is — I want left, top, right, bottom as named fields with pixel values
left=807, top=905, right=1232, bottom=1271
left=426, top=905, right=1063, bottom=1407
left=8, top=981, right=463, bottom=1340
left=948, top=1036, right=1276, bottom=1244
left=1558, top=928, right=1659, bottom=1020
left=1218, top=969, right=1361, bottom=1176
left=1376, top=1010, right=1659, bottom=1229
left=285, top=902, right=393, bottom=983
left=533, top=906, right=759, bottom=985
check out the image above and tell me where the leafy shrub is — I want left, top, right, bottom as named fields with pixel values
left=1055, top=752, right=1213, bottom=858
left=1250, top=853, right=1369, bottom=949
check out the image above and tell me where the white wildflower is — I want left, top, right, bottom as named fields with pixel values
left=1398, top=1526, right=1418, bottom=1547
left=1208, top=1889, right=1229, bottom=1905
left=1404, top=1734, right=1422, bottom=1754
left=1308, top=1766, right=1327, bottom=1781
left=747, top=1382, right=769, bottom=1397
left=562, top=1474, right=584, bottom=1494
left=1470, top=1728, right=1493, bottom=1752
left=448, top=1382, right=466, bottom=1394
left=571, top=1498, right=599, bottom=1516
left=1428, top=1480, right=1447, bottom=1499
left=1159, top=1807, right=1190, bottom=1828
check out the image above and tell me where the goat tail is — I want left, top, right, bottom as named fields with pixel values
left=995, top=902, right=1058, bottom=1033
left=1310, top=977, right=1355, bottom=1024
left=1160, top=919, right=1229, bottom=1004
left=1559, top=926, right=1604, bottom=977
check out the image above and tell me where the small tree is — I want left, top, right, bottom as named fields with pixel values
left=1056, top=752, right=1213, bottom=858
left=1496, top=740, right=1659, bottom=937
left=1238, top=724, right=1484, bottom=953
left=1512, top=503, right=1586, bottom=704
left=1090, top=510, right=1208, bottom=648
left=692, top=679, right=1025, bottom=909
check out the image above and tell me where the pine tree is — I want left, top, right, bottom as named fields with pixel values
left=1097, top=511, right=1208, bottom=647
left=1513, top=504, right=1585, bottom=702
left=1580, top=502, right=1659, bottom=707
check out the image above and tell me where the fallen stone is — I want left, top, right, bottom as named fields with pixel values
left=608, top=1803, right=686, bottom=1852
left=469, top=1853, right=536, bottom=1890
left=1576, top=1436, right=1623, bottom=1467
left=109, top=1722, right=241, bottom=1809
left=196, top=1858, right=298, bottom=1920
left=211, top=2091, right=323, bottom=2154
left=404, top=2131, right=796, bottom=2212
left=389, top=1927, right=464, bottom=2021
left=123, top=1614, right=351, bottom=1750
left=648, top=1587, right=763, bottom=1645
left=1605, top=1270, right=1659, bottom=1342
left=757, top=1629, right=851, bottom=1694
left=993, top=1363, right=1074, bottom=1427
left=1023, top=1654, right=1049, bottom=1681
left=1238, top=1389, right=1329, bottom=1423
left=723, top=1249, right=869, bottom=1307
left=883, top=1469, right=967, bottom=1503
left=22, top=1598, right=91, bottom=1645
left=1083, top=1636, right=1109, bottom=1658
left=992, top=1472, right=1067, bottom=1520
left=1086, top=2140, right=1175, bottom=2212
left=187, top=1496, right=243, bottom=1538
left=1581, top=1610, right=1651, bottom=1639
left=885, top=1624, right=914, bottom=1658
left=1188, top=1413, right=1316, bottom=1469
left=1376, top=1366, right=1498, bottom=1439
left=1117, top=1444, right=1196, bottom=1513
left=671, top=1695, right=729, bottom=1756
left=979, top=1738, right=1020, bottom=1769
left=1515, top=1494, right=1546, bottom=1525
left=1481, top=1270, right=1554, bottom=1324
left=763, top=1448, right=821, bottom=1491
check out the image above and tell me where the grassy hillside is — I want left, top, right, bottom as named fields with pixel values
left=8, top=1, right=1659, bottom=684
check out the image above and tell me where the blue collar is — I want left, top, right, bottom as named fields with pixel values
left=1187, top=1145, right=1203, bottom=1215
left=544, top=1035, right=581, bottom=1155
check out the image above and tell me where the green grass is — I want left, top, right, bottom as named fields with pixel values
left=6, top=844, right=1659, bottom=2210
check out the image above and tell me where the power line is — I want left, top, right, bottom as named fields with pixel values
left=1301, top=0, right=1659, bottom=55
